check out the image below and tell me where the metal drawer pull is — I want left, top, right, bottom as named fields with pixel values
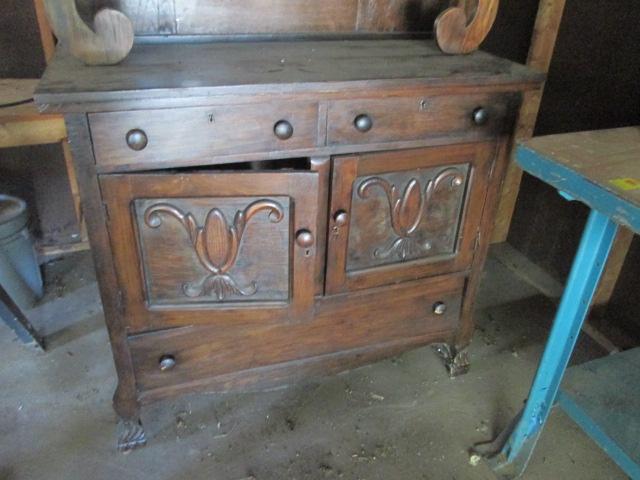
left=354, top=114, right=373, bottom=133
left=296, top=229, right=314, bottom=248
left=433, top=302, right=447, bottom=315
left=126, top=129, right=148, bottom=151
left=472, top=107, right=489, bottom=126
left=334, top=210, right=349, bottom=227
left=274, top=120, right=294, bottom=140
left=159, top=355, right=176, bottom=371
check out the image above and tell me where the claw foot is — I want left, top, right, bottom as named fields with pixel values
left=117, top=419, right=147, bottom=452
left=433, top=343, right=470, bottom=377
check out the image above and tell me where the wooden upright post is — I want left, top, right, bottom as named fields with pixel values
left=33, top=0, right=56, bottom=63
left=491, top=0, right=567, bottom=243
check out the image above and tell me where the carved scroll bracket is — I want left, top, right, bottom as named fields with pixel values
left=43, top=0, right=134, bottom=65
left=435, top=0, right=500, bottom=55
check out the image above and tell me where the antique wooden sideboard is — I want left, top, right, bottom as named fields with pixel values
left=36, top=0, right=543, bottom=451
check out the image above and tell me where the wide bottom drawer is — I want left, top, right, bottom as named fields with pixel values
left=129, top=274, right=465, bottom=398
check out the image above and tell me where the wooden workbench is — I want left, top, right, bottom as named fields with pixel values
left=0, top=78, right=88, bottom=257
left=0, top=79, right=66, bottom=148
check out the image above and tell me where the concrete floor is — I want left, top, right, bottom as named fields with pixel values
left=0, top=250, right=628, bottom=480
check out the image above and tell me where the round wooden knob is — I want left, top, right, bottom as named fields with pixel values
left=126, top=129, right=148, bottom=151
left=433, top=302, right=447, bottom=316
left=296, top=229, right=314, bottom=248
left=334, top=210, right=349, bottom=227
left=274, top=120, right=294, bottom=140
left=159, top=355, right=176, bottom=371
left=472, top=107, right=489, bottom=126
left=354, top=114, right=373, bottom=133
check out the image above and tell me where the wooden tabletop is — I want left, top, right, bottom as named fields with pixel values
left=0, top=79, right=66, bottom=148
left=1, top=79, right=44, bottom=121
left=517, top=127, right=640, bottom=233
left=35, top=39, right=544, bottom=111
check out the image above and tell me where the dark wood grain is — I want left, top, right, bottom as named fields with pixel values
left=135, top=197, right=291, bottom=304
left=356, top=0, right=445, bottom=32
left=64, top=114, right=140, bottom=421
left=347, top=163, right=470, bottom=270
left=34, top=34, right=539, bottom=447
left=174, top=0, right=358, bottom=35
left=90, top=103, right=318, bottom=170
left=36, top=40, right=543, bottom=110
left=139, top=336, right=450, bottom=404
left=310, top=157, right=331, bottom=295
left=435, top=0, right=499, bottom=54
left=81, top=0, right=443, bottom=37
left=326, top=142, right=494, bottom=294
left=129, top=274, right=464, bottom=396
left=456, top=136, right=511, bottom=350
left=327, top=93, right=515, bottom=146
left=100, top=171, right=319, bottom=333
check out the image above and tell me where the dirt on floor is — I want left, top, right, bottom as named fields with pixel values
left=0, top=251, right=627, bottom=480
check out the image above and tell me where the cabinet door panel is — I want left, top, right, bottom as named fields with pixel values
left=100, top=172, right=318, bottom=333
left=326, top=143, right=495, bottom=293
left=346, top=164, right=469, bottom=271
left=135, top=196, right=291, bottom=305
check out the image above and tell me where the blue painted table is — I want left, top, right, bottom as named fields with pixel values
left=487, top=127, right=640, bottom=479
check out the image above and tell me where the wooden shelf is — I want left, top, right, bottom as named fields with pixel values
left=0, top=78, right=66, bottom=148
left=1, top=78, right=89, bottom=257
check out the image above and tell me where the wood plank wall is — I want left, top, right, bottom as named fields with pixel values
left=81, top=0, right=447, bottom=35
left=508, top=0, right=640, bottom=342
left=0, top=0, right=46, bottom=77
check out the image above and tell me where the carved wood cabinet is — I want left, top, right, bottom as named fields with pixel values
left=36, top=36, right=542, bottom=450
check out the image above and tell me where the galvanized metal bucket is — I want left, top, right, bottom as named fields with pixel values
left=0, top=195, right=43, bottom=309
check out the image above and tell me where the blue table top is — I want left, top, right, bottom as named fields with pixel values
left=517, top=127, right=640, bottom=234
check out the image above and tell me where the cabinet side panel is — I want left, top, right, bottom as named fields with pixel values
left=64, top=114, right=140, bottom=420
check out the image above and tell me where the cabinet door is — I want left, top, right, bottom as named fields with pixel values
left=100, top=171, right=318, bottom=333
left=326, top=143, right=495, bottom=294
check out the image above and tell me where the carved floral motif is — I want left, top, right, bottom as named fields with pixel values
left=144, top=200, right=284, bottom=300
left=357, top=168, right=465, bottom=261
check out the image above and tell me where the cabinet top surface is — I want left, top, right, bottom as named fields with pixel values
left=36, top=39, right=542, bottom=109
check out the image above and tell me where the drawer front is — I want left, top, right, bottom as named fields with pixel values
left=99, top=171, right=319, bottom=333
left=90, top=103, right=319, bottom=170
left=327, top=93, right=516, bottom=146
left=129, top=274, right=464, bottom=395
left=326, top=143, right=495, bottom=294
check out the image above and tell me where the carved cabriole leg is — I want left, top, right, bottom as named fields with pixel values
left=114, top=384, right=146, bottom=452
left=65, top=114, right=145, bottom=451
left=433, top=343, right=471, bottom=377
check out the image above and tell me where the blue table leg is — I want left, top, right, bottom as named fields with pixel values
left=489, top=208, right=619, bottom=478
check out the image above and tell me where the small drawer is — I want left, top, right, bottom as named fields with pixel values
left=327, top=93, right=517, bottom=146
left=89, top=102, right=319, bottom=170
left=128, top=274, right=464, bottom=395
